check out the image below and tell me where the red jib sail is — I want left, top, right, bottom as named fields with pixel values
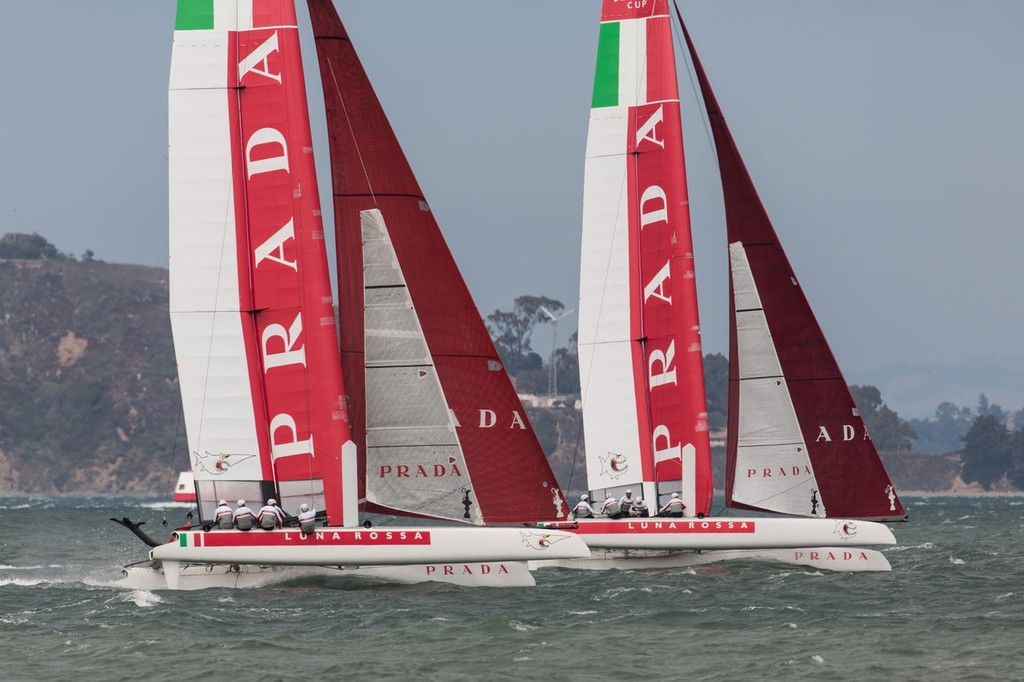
left=306, top=0, right=568, bottom=524
left=677, top=13, right=906, bottom=521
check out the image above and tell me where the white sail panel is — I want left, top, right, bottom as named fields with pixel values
left=730, top=243, right=819, bottom=515
left=580, top=340, right=644, bottom=490
left=169, top=31, right=262, bottom=484
left=579, top=101, right=645, bottom=491
left=360, top=210, right=480, bottom=523
left=171, top=311, right=262, bottom=480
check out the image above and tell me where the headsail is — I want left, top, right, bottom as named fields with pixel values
left=579, top=0, right=713, bottom=516
left=169, top=0, right=354, bottom=525
left=676, top=13, right=906, bottom=521
left=306, top=0, right=567, bottom=524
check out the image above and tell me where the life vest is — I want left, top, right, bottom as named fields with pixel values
left=234, top=511, right=254, bottom=530
left=298, top=510, right=316, bottom=533
left=215, top=510, right=233, bottom=529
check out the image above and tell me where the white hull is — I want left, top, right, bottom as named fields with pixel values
left=530, top=546, right=892, bottom=573
left=543, top=516, right=896, bottom=550
left=150, top=525, right=589, bottom=567
left=121, top=559, right=536, bottom=590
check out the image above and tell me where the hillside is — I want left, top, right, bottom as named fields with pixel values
left=0, top=257, right=185, bottom=493
left=0, top=254, right=975, bottom=497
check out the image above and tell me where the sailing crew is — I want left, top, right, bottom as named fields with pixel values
left=619, top=489, right=636, bottom=516
left=258, top=499, right=286, bottom=530
left=658, top=493, right=686, bottom=518
left=232, top=500, right=256, bottom=530
left=630, top=497, right=650, bottom=517
left=601, top=494, right=624, bottom=519
left=297, top=503, right=317, bottom=533
left=572, top=494, right=595, bottom=519
left=214, top=499, right=234, bottom=529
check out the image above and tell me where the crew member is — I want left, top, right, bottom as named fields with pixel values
left=573, top=494, right=596, bottom=519
left=213, top=499, right=234, bottom=529
left=630, top=497, right=650, bottom=517
left=297, top=503, right=317, bottom=534
left=257, top=498, right=285, bottom=530
left=601, top=494, right=624, bottom=519
left=232, top=500, right=255, bottom=530
left=619, top=489, right=636, bottom=516
left=658, top=493, right=686, bottom=518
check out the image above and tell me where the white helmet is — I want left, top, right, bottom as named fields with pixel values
left=300, top=503, right=309, bottom=512
left=268, top=498, right=277, bottom=505
left=581, top=494, right=588, bottom=501
left=218, top=499, right=227, bottom=506
left=671, top=492, right=679, bottom=498
left=634, top=498, right=642, bottom=504
left=626, top=489, right=632, bottom=494
left=237, top=500, right=246, bottom=506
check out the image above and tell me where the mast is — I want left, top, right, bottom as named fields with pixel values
left=306, top=0, right=568, bottom=524
left=675, top=9, right=906, bottom=521
left=169, top=0, right=354, bottom=525
left=579, top=0, right=713, bottom=516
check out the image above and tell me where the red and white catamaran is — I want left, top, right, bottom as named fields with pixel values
left=120, top=0, right=587, bottom=589
left=533, top=0, right=905, bottom=573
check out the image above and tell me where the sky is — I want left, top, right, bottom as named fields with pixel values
left=3, top=1, right=1023, bottom=417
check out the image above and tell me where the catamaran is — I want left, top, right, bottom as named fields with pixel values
left=532, top=0, right=905, bottom=573
left=117, top=0, right=588, bottom=589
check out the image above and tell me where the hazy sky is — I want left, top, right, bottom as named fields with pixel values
left=3, top=1, right=1023, bottom=408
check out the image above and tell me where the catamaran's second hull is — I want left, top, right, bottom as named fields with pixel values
left=528, top=546, right=892, bottom=573
left=541, top=517, right=896, bottom=550
left=150, top=525, right=589, bottom=567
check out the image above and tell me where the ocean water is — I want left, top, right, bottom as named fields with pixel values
left=1, top=496, right=1021, bottom=681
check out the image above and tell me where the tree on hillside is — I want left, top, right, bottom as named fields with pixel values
left=1007, top=428, right=1024, bottom=490
left=0, top=232, right=66, bottom=260
left=909, top=402, right=975, bottom=454
left=961, top=414, right=1013, bottom=490
left=487, top=295, right=563, bottom=375
left=849, top=384, right=916, bottom=451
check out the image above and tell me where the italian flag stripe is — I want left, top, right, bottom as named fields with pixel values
left=592, top=18, right=649, bottom=109
left=179, top=533, right=188, bottom=548
left=593, top=22, right=620, bottom=108
left=175, top=0, right=214, bottom=31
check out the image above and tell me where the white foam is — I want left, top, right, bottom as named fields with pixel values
left=121, top=590, right=163, bottom=607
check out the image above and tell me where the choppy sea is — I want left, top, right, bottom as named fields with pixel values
left=1, top=495, right=1021, bottom=681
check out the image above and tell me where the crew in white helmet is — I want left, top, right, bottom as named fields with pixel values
left=232, top=500, right=255, bottom=530
left=601, top=493, right=624, bottom=519
left=619, top=489, right=636, bottom=516
left=572, top=494, right=596, bottom=519
left=658, top=492, right=686, bottom=518
left=297, top=503, right=317, bottom=534
left=257, top=498, right=285, bottom=530
left=630, top=496, right=650, bottom=518
left=214, top=499, right=234, bottom=529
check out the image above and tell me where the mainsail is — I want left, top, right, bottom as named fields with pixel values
left=307, top=0, right=568, bottom=525
left=579, top=0, right=713, bottom=517
left=169, top=0, right=354, bottom=525
left=676, top=12, right=906, bottom=521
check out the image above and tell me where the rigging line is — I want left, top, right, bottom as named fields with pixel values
left=669, top=0, right=721, bottom=184
left=323, top=55, right=379, bottom=209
